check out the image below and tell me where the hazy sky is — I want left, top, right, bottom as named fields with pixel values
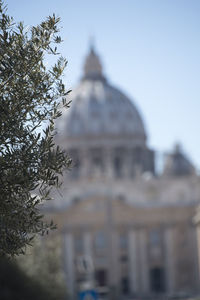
left=5, top=0, right=200, bottom=170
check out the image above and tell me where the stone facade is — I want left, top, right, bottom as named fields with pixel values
left=44, top=46, right=200, bottom=299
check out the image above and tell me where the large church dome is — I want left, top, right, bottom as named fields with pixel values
left=55, top=46, right=155, bottom=178
left=56, top=46, right=147, bottom=145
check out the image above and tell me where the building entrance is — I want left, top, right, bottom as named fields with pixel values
left=95, top=269, right=107, bottom=287
left=150, top=267, right=165, bottom=293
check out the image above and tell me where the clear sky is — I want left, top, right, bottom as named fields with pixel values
left=5, top=0, right=200, bottom=170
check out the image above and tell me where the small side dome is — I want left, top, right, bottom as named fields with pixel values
left=163, top=144, right=195, bottom=176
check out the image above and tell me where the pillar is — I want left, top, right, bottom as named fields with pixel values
left=128, top=229, right=139, bottom=295
left=164, top=227, right=175, bottom=294
left=138, top=228, right=149, bottom=294
left=63, top=233, right=75, bottom=297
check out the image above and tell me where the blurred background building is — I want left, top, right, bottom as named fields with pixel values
left=42, top=46, right=200, bottom=299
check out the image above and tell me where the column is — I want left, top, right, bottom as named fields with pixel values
left=196, top=225, right=200, bottom=291
left=105, top=148, right=113, bottom=179
left=81, top=148, right=88, bottom=178
left=164, top=227, right=175, bottom=294
left=83, top=231, right=94, bottom=276
left=138, top=228, right=149, bottom=294
left=83, top=232, right=92, bottom=257
left=106, top=231, right=120, bottom=300
left=128, top=230, right=139, bottom=295
left=188, top=225, right=200, bottom=291
left=63, top=233, right=75, bottom=297
left=110, top=231, right=120, bottom=287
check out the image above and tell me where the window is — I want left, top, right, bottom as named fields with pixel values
left=121, top=277, right=129, bottom=294
left=95, top=269, right=107, bottom=287
left=134, top=147, right=143, bottom=163
left=69, top=149, right=81, bottom=179
left=149, top=229, right=160, bottom=246
left=74, top=235, right=83, bottom=253
left=117, top=194, right=125, bottom=202
left=120, top=255, right=128, bottom=263
left=114, top=156, right=123, bottom=178
left=113, top=148, right=125, bottom=178
left=71, top=158, right=81, bottom=179
left=94, top=232, right=106, bottom=250
left=93, top=157, right=103, bottom=169
left=150, top=267, right=165, bottom=293
left=119, top=234, right=128, bottom=249
left=131, top=147, right=144, bottom=175
left=72, top=197, right=80, bottom=205
left=90, top=148, right=104, bottom=174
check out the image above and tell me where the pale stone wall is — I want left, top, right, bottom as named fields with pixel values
left=44, top=175, right=200, bottom=298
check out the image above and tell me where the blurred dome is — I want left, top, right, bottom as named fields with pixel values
left=56, top=46, right=146, bottom=144
left=163, top=144, right=195, bottom=176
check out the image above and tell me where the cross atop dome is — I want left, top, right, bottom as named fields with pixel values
left=82, top=43, right=106, bottom=81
